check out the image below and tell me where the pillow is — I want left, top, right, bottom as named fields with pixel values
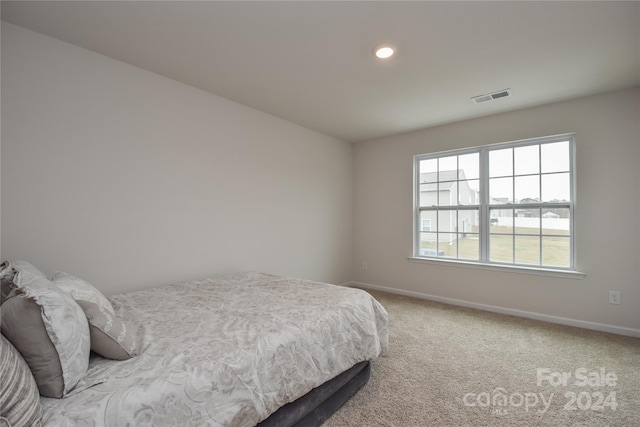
left=0, top=274, right=90, bottom=398
left=1, top=260, right=47, bottom=305
left=77, top=300, right=139, bottom=360
left=0, top=263, right=16, bottom=304
left=52, top=271, right=114, bottom=314
left=52, top=272, right=139, bottom=360
left=0, top=334, right=43, bottom=426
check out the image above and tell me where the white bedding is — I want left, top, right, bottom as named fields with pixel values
left=40, top=272, right=388, bottom=426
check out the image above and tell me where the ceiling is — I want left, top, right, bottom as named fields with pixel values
left=2, top=1, right=639, bottom=143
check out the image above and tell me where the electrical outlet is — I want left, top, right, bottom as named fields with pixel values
left=361, top=261, right=368, bottom=271
left=608, top=291, right=620, bottom=305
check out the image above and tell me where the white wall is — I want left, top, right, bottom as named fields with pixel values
left=3, top=23, right=638, bottom=335
left=1, top=23, right=353, bottom=294
left=353, top=88, right=640, bottom=333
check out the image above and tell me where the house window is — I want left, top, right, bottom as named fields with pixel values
left=414, top=134, right=575, bottom=270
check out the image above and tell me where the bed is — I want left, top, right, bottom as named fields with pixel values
left=1, top=266, right=388, bottom=427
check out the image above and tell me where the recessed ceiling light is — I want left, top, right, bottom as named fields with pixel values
left=373, top=44, right=396, bottom=59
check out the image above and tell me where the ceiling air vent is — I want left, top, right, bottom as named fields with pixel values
left=471, top=88, right=511, bottom=104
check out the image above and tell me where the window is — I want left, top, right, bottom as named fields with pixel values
left=414, top=134, right=575, bottom=270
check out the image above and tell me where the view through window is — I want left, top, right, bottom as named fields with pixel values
left=414, top=134, right=574, bottom=270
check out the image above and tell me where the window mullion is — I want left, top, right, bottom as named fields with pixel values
left=511, top=148, right=516, bottom=264
left=480, top=148, right=490, bottom=262
left=539, top=147, right=543, bottom=265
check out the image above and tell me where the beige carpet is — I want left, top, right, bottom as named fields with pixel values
left=324, top=290, right=640, bottom=427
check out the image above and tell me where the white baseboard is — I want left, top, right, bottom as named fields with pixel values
left=348, top=281, right=640, bottom=338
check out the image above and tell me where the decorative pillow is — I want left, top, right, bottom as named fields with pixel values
left=77, top=300, right=139, bottom=360
left=0, top=263, right=16, bottom=304
left=0, top=274, right=90, bottom=398
left=1, top=260, right=47, bottom=305
left=1, top=296, right=63, bottom=397
left=51, top=272, right=139, bottom=360
left=52, top=272, right=114, bottom=314
left=0, top=334, right=43, bottom=426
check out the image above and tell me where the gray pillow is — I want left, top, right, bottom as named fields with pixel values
left=1, top=295, right=67, bottom=398
left=78, top=300, right=140, bottom=360
left=1, top=272, right=90, bottom=398
left=0, top=334, right=43, bottom=426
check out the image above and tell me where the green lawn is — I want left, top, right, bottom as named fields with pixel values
left=420, top=226, right=570, bottom=267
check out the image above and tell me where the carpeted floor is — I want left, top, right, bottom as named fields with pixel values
left=324, top=290, right=640, bottom=427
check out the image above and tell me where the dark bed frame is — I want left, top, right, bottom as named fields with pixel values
left=257, top=361, right=371, bottom=427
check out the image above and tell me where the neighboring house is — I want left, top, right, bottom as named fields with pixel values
left=516, top=209, right=533, bottom=218
left=489, top=197, right=512, bottom=221
left=419, top=170, right=477, bottom=243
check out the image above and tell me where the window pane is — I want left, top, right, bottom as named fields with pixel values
left=438, top=233, right=456, bottom=257
left=458, top=209, right=478, bottom=235
left=438, top=210, right=456, bottom=232
left=420, top=211, right=437, bottom=232
left=515, top=175, right=539, bottom=203
left=542, top=208, right=570, bottom=236
left=458, top=180, right=479, bottom=205
left=515, top=235, right=540, bottom=265
left=489, top=177, right=512, bottom=204
left=458, top=234, right=479, bottom=260
left=419, top=232, right=438, bottom=256
left=439, top=156, right=457, bottom=181
left=490, top=234, right=513, bottom=263
left=514, top=208, right=540, bottom=235
left=419, top=183, right=437, bottom=207
left=541, top=173, right=570, bottom=202
left=542, top=236, right=570, bottom=267
left=458, top=209, right=479, bottom=260
left=438, top=182, right=454, bottom=206
left=489, top=148, right=512, bottom=177
left=459, top=153, right=479, bottom=179
left=515, top=145, right=539, bottom=175
left=490, top=208, right=513, bottom=233
left=541, top=141, right=570, bottom=173
left=420, top=159, right=437, bottom=182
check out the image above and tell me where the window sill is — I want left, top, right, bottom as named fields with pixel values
left=407, top=257, right=586, bottom=279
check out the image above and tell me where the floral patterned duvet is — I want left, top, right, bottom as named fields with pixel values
left=40, top=272, right=389, bottom=426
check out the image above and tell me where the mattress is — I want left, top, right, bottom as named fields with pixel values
left=258, top=360, right=371, bottom=427
left=39, top=272, right=389, bottom=426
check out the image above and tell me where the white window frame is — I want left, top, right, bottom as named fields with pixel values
left=413, top=133, right=577, bottom=273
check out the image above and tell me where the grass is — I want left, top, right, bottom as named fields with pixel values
left=420, top=226, right=570, bottom=267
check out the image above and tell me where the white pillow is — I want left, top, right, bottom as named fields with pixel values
left=52, top=272, right=141, bottom=360
left=52, top=272, right=114, bottom=314
left=1, top=260, right=47, bottom=304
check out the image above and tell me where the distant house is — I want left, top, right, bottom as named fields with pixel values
left=489, top=197, right=512, bottom=221
left=419, top=170, right=477, bottom=243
